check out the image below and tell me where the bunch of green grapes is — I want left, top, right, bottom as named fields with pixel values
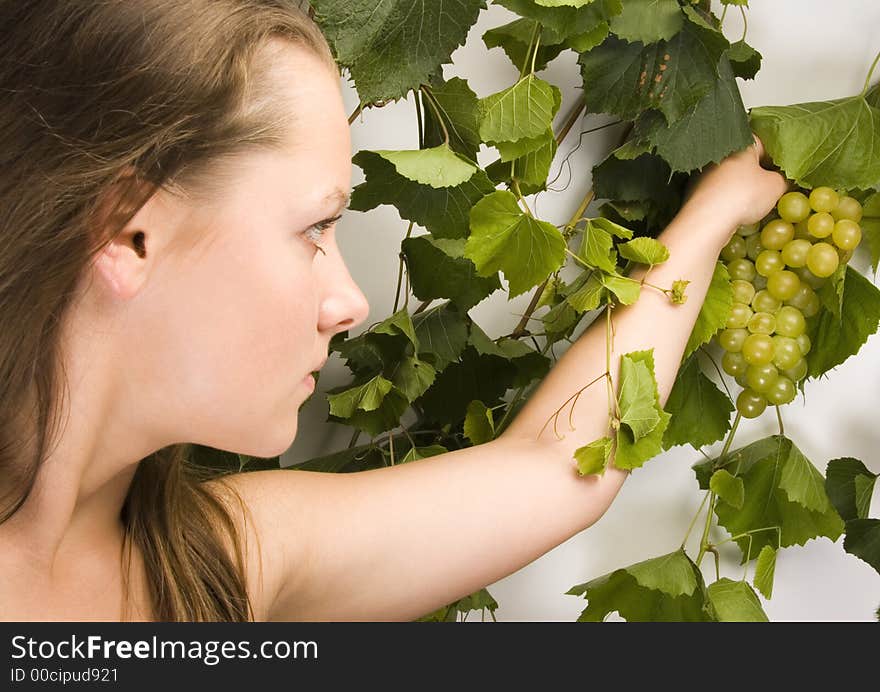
left=716, top=187, right=864, bottom=418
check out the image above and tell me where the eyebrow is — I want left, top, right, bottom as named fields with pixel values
left=324, top=187, right=352, bottom=210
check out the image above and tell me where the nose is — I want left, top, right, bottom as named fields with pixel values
left=317, top=238, right=370, bottom=336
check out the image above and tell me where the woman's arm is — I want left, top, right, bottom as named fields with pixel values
left=252, top=139, right=787, bottom=621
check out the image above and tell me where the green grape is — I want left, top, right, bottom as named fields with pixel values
left=727, top=258, right=757, bottom=282
left=777, top=191, right=811, bottom=223
left=736, top=222, right=761, bottom=237
left=780, top=239, right=812, bottom=268
left=832, top=219, right=862, bottom=250
left=722, top=350, right=749, bottom=377
left=772, top=335, right=802, bottom=370
left=737, top=388, right=768, bottom=418
left=774, top=305, right=806, bottom=338
left=761, top=219, right=795, bottom=250
left=751, top=288, right=781, bottom=313
left=793, top=264, right=826, bottom=289
left=742, top=333, right=775, bottom=365
left=785, top=284, right=820, bottom=318
left=793, top=218, right=812, bottom=240
left=807, top=212, right=835, bottom=238
left=747, top=311, right=776, bottom=335
left=745, top=233, right=765, bottom=261
left=767, top=269, right=801, bottom=301
left=765, top=375, right=797, bottom=405
left=735, top=374, right=749, bottom=388
left=795, top=332, right=811, bottom=356
left=720, top=235, right=748, bottom=262
left=831, top=195, right=863, bottom=222
left=752, top=273, right=769, bottom=291
left=726, top=301, right=753, bottom=329
left=809, top=186, right=839, bottom=213
left=806, top=242, right=839, bottom=277
left=732, top=279, right=756, bottom=305
left=756, top=249, right=784, bottom=277
left=719, top=327, right=749, bottom=352
left=746, top=362, right=779, bottom=393
left=782, top=358, right=808, bottom=382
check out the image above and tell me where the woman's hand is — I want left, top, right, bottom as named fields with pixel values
left=683, top=135, right=789, bottom=235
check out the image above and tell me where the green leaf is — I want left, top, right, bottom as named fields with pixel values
left=613, top=349, right=671, bottom=470
left=750, top=95, right=880, bottom=190
left=412, top=302, right=470, bottom=372
left=806, top=265, right=880, bottom=379
left=707, top=579, right=768, bottom=622
left=483, top=18, right=566, bottom=73
left=860, top=191, right=880, bottom=276
left=684, top=261, right=733, bottom=359
left=662, top=354, right=734, bottom=450
left=618, top=354, right=662, bottom=440
left=618, top=236, right=670, bottom=265
left=423, top=77, right=484, bottom=162
left=816, top=260, right=846, bottom=320
left=842, top=519, right=880, bottom=574
left=327, top=374, right=394, bottom=418
left=825, top=457, right=878, bottom=522
left=402, top=235, right=502, bottom=312
left=753, top=545, right=777, bottom=600
left=609, top=0, right=683, bottom=44
left=577, top=18, right=728, bottom=123
left=351, top=150, right=496, bottom=240
left=464, top=400, right=496, bottom=445
left=710, top=468, right=745, bottom=509
left=417, top=587, right=499, bottom=622
left=566, top=548, right=713, bottom=622
left=566, top=271, right=608, bottom=312
left=602, top=273, right=641, bottom=305
left=374, top=145, right=477, bottom=188
left=372, top=308, right=420, bottom=350
left=727, top=39, right=762, bottom=80
left=465, top=190, right=567, bottom=298
left=694, top=435, right=845, bottom=562
left=591, top=216, right=635, bottom=239
left=495, top=0, right=623, bottom=46
left=635, top=56, right=753, bottom=173
left=487, top=128, right=560, bottom=194
left=578, top=222, right=617, bottom=273
left=310, top=0, right=487, bottom=104
left=478, top=74, right=562, bottom=146
left=387, top=355, right=436, bottom=402
left=332, top=384, right=410, bottom=437
left=574, top=437, right=614, bottom=476
left=417, top=346, right=517, bottom=426
left=293, top=443, right=384, bottom=473
left=400, top=444, right=449, bottom=464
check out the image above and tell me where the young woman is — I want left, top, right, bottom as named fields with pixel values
left=0, top=1, right=787, bottom=621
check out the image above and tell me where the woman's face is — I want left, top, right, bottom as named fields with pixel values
left=101, top=44, right=370, bottom=459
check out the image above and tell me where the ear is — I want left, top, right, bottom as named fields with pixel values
left=87, top=168, right=164, bottom=302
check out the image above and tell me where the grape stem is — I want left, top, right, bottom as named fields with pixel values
left=862, top=49, right=880, bottom=96
left=695, top=411, right=743, bottom=567
left=775, top=405, right=785, bottom=436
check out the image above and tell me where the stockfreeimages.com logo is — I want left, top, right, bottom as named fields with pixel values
left=11, top=634, right=318, bottom=666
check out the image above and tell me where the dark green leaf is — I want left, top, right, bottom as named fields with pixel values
left=662, top=354, right=734, bottom=450
left=423, top=77, right=484, bottom=161
left=609, top=0, right=683, bottom=44
left=483, top=18, right=566, bottom=73
left=842, top=519, right=880, bottom=574
left=412, top=302, right=470, bottom=372
left=727, top=39, right=762, bottom=80
left=825, top=457, right=878, bottom=522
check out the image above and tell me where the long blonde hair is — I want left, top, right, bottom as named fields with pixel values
left=0, top=0, right=336, bottom=621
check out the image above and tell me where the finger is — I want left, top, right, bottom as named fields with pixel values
left=763, top=169, right=790, bottom=199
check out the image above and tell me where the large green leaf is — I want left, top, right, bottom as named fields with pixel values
left=478, top=74, right=562, bottom=146
left=662, top=353, right=734, bottom=450
left=692, top=435, right=845, bottom=562
left=635, top=56, right=753, bottom=172
left=412, top=302, right=470, bottom=372
left=750, top=95, right=880, bottom=190
left=684, top=261, right=734, bottom=359
left=386, top=355, right=436, bottom=403
left=566, top=548, right=713, bottom=621
left=577, top=17, right=728, bottom=123
left=310, top=0, right=486, bottom=104
left=618, top=353, right=662, bottom=440
left=806, top=265, right=880, bottom=379
left=613, top=349, right=671, bottom=470
left=422, top=77, right=484, bottom=162
left=842, top=519, right=880, bottom=574
left=402, top=235, right=502, bottom=312
left=465, top=190, right=567, bottom=298
left=609, top=0, right=683, bottom=44
left=825, top=457, right=877, bottom=522
left=483, top=18, right=567, bottom=73
left=351, top=150, right=496, bottom=240
left=706, top=579, right=768, bottom=622
left=494, top=0, right=622, bottom=46
left=374, top=145, right=477, bottom=187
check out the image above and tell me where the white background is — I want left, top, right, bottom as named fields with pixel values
left=285, top=0, right=880, bottom=621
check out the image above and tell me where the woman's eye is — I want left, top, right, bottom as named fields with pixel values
left=304, top=214, right=342, bottom=253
